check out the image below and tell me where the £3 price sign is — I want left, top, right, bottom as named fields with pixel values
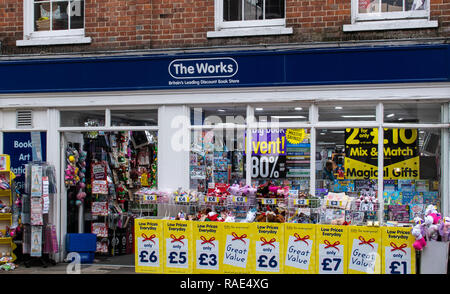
left=135, top=219, right=163, bottom=273
left=193, top=222, right=223, bottom=274
left=222, top=223, right=254, bottom=274
left=382, top=227, right=415, bottom=274
left=164, top=220, right=193, bottom=273
left=316, top=225, right=348, bottom=274
left=254, top=223, right=284, bottom=274
left=348, top=226, right=382, bottom=274
left=284, top=224, right=316, bottom=274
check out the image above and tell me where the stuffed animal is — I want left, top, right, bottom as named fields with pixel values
left=227, top=184, right=241, bottom=196
left=412, top=217, right=427, bottom=251
left=438, top=217, right=450, bottom=242
left=424, top=205, right=441, bottom=240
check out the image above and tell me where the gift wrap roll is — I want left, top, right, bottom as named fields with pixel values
left=135, top=219, right=164, bottom=273
left=163, top=220, right=193, bottom=274
left=284, top=223, right=316, bottom=274
left=381, top=227, right=416, bottom=274
left=222, top=223, right=255, bottom=274
left=316, top=224, right=348, bottom=274
left=347, top=226, right=382, bottom=274
left=193, top=221, right=224, bottom=274
left=254, top=222, right=284, bottom=274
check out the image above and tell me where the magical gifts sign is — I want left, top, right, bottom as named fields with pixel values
left=345, top=128, right=419, bottom=180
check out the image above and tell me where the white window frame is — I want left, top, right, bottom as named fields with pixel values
left=17, top=0, right=91, bottom=47
left=207, top=0, right=292, bottom=38
left=343, top=0, right=438, bottom=32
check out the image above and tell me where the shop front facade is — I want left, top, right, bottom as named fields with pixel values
left=0, top=43, right=449, bottom=264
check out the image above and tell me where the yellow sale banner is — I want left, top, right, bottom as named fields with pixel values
left=347, top=226, right=382, bottom=274
left=254, top=222, right=284, bottom=274
left=222, top=223, right=255, bottom=274
left=135, top=219, right=164, bottom=273
left=163, top=220, right=193, bottom=274
left=381, top=227, right=416, bottom=274
left=284, top=223, right=316, bottom=274
left=316, top=225, right=348, bottom=274
left=193, top=221, right=224, bottom=274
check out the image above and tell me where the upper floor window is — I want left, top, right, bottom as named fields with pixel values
left=17, top=0, right=91, bottom=47
left=207, top=0, right=292, bottom=38
left=344, top=0, right=438, bottom=32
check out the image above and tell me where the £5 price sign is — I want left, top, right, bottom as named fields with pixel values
left=193, top=222, right=223, bottom=274
left=254, top=223, right=284, bottom=274
left=284, top=223, right=316, bottom=274
left=135, top=219, right=164, bottom=273
left=164, top=220, right=193, bottom=273
left=316, top=225, right=348, bottom=274
left=348, top=226, right=382, bottom=274
left=382, top=227, right=415, bottom=274
left=222, top=223, right=254, bottom=274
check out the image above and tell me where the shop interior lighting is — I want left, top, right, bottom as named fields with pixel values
left=334, top=106, right=343, bottom=110
left=270, top=115, right=306, bottom=119
left=331, top=130, right=345, bottom=134
left=341, top=115, right=375, bottom=118
left=294, top=107, right=303, bottom=110
left=217, top=109, right=226, bottom=112
left=386, top=113, right=395, bottom=118
left=320, top=132, right=326, bottom=135
left=255, top=107, right=264, bottom=111
left=398, top=118, right=404, bottom=121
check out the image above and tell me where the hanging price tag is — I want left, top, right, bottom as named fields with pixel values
left=284, top=224, right=316, bottom=274
left=175, top=195, right=190, bottom=203
left=254, top=223, right=284, bottom=274
left=261, top=198, right=277, bottom=205
left=348, top=226, right=382, bottom=274
left=135, top=219, right=164, bottom=274
left=382, top=227, right=415, bottom=274
left=232, top=196, right=247, bottom=203
left=293, top=199, right=309, bottom=206
left=316, top=225, right=348, bottom=274
left=194, top=222, right=223, bottom=274
left=206, top=196, right=219, bottom=203
left=164, top=220, right=193, bottom=273
left=143, top=194, right=157, bottom=202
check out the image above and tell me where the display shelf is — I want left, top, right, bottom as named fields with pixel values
left=0, top=155, right=17, bottom=262
left=0, top=237, right=12, bottom=244
left=0, top=190, right=11, bottom=197
left=0, top=213, right=12, bottom=221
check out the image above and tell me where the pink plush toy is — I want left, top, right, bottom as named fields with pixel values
left=438, top=217, right=450, bottom=242
left=412, top=217, right=427, bottom=251
left=227, top=184, right=242, bottom=196
left=425, top=205, right=441, bottom=240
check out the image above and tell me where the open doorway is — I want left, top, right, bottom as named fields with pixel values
left=62, top=129, right=157, bottom=266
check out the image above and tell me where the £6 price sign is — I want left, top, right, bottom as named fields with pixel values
left=164, top=220, right=193, bottom=273
left=382, top=227, right=415, bottom=274
left=194, top=222, right=223, bottom=274
left=254, top=223, right=284, bottom=274
left=316, top=225, right=348, bottom=274
left=135, top=219, right=163, bottom=273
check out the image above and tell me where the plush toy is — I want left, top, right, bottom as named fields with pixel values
left=245, top=208, right=257, bottom=223
left=268, top=185, right=280, bottom=198
left=227, top=184, right=241, bottom=196
left=412, top=217, right=427, bottom=251
left=424, top=205, right=441, bottom=240
left=438, top=217, right=450, bottom=242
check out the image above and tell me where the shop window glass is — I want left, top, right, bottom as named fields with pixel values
left=34, top=0, right=84, bottom=32
left=319, top=104, right=376, bottom=121
left=223, top=0, right=284, bottom=22
left=384, top=103, right=442, bottom=124
left=253, top=105, right=309, bottom=123
left=383, top=128, right=441, bottom=223
left=190, top=128, right=245, bottom=192
left=111, top=109, right=158, bottom=127
left=60, top=110, right=105, bottom=127
left=190, top=106, right=246, bottom=126
left=316, top=128, right=379, bottom=224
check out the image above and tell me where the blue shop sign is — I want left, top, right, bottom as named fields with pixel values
left=2, top=132, right=47, bottom=193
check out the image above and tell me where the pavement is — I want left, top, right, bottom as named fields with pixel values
left=0, top=254, right=138, bottom=274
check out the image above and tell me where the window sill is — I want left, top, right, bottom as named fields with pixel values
left=343, top=19, right=438, bottom=32
left=16, top=36, right=92, bottom=47
left=207, top=27, right=293, bottom=38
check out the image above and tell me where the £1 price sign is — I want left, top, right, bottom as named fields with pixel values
left=382, top=227, right=415, bottom=274
left=254, top=223, right=284, bottom=274
left=164, top=220, right=193, bottom=274
left=284, top=223, right=316, bottom=274
left=222, top=223, right=254, bottom=274
left=135, top=219, right=163, bottom=273
left=316, top=225, right=348, bottom=274
left=193, top=222, right=223, bottom=274
left=348, top=226, right=382, bottom=274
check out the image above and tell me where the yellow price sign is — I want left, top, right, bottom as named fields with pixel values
left=254, top=223, right=284, bottom=274
left=193, top=222, right=224, bottom=274
left=222, top=223, right=255, bottom=274
left=316, top=225, right=348, bottom=274
left=381, top=227, right=416, bottom=274
left=135, top=219, right=164, bottom=273
left=163, top=220, right=193, bottom=274
left=347, top=226, right=382, bottom=274
left=284, top=223, right=316, bottom=274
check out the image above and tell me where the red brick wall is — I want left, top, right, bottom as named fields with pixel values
left=0, top=0, right=448, bottom=55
